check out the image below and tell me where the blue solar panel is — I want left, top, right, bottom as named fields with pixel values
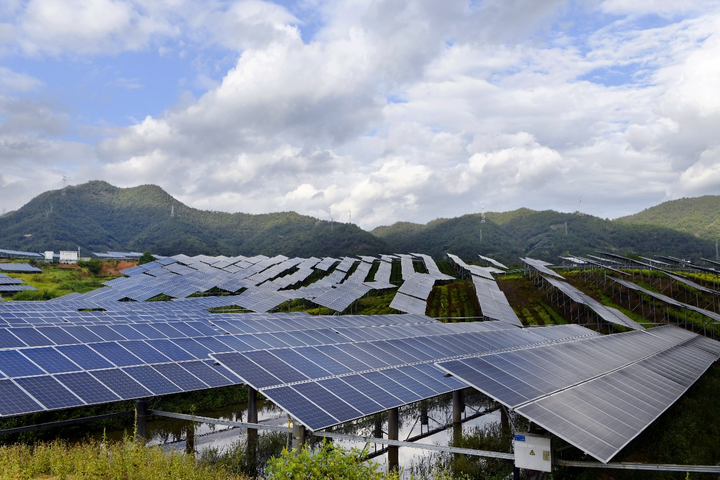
left=182, top=361, right=236, bottom=388
left=110, top=325, right=147, bottom=340
left=0, top=350, right=45, bottom=377
left=191, top=336, right=231, bottom=353
left=292, top=347, right=351, bottom=376
left=341, top=375, right=402, bottom=409
left=414, top=363, right=466, bottom=390
left=131, top=324, right=168, bottom=339
left=243, top=351, right=308, bottom=384
left=293, top=382, right=362, bottom=423
left=15, top=376, right=82, bottom=410
left=362, top=371, right=421, bottom=404
left=87, top=325, right=127, bottom=341
left=35, top=327, right=80, bottom=346
left=186, top=321, right=219, bottom=336
left=55, top=372, right=121, bottom=404
left=284, top=330, right=320, bottom=346
left=0, top=379, right=43, bottom=415
left=123, top=366, right=181, bottom=395
left=0, top=329, right=26, bottom=348
left=170, top=338, right=212, bottom=358
left=145, top=339, right=194, bottom=361
left=90, top=369, right=152, bottom=398
left=263, top=385, right=337, bottom=431
left=253, top=334, right=289, bottom=348
left=316, top=377, right=383, bottom=415
left=315, top=345, right=372, bottom=372
left=398, top=365, right=447, bottom=395
left=385, top=338, right=434, bottom=361
left=10, top=328, right=51, bottom=347
left=215, top=335, right=253, bottom=352
left=150, top=323, right=186, bottom=338
left=236, top=334, right=271, bottom=350
left=270, top=349, right=332, bottom=379
left=360, top=342, right=409, bottom=364
left=89, top=343, right=143, bottom=367
left=338, top=344, right=388, bottom=369
left=56, top=345, right=114, bottom=370
left=268, top=332, right=307, bottom=347
left=168, top=322, right=204, bottom=337
left=211, top=352, right=282, bottom=389
left=62, top=326, right=104, bottom=343
left=153, top=364, right=207, bottom=391
left=120, top=341, right=171, bottom=363
left=380, top=368, right=437, bottom=399
left=21, top=347, right=81, bottom=374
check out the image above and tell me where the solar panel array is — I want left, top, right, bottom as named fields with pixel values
left=12, top=253, right=417, bottom=313
left=212, top=322, right=599, bottom=431
left=611, top=277, right=720, bottom=324
left=0, top=303, right=446, bottom=417
left=437, top=326, right=720, bottom=463
left=542, top=276, right=643, bottom=330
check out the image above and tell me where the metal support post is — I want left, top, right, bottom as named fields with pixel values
left=247, top=386, right=258, bottom=442
left=135, top=398, right=147, bottom=442
left=292, top=422, right=306, bottom=455
left=388, top=407, right=399, bottom=472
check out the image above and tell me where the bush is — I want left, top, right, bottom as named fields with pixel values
left=78, top=258, right=103, bottom=274
left=266, top=441, right=398, bottom=480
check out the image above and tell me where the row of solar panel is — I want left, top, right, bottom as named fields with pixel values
left=436, top=326, right=695, bottom=410
left=0, top=318, right=514, bottom=378
left=212, top=324, right=600, bottom=392
left=0, top=359, right=238, bottom=416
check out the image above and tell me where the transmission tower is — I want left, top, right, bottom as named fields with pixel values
left=481, top=204, right=485, bottom=223
left=61, top=175, right=67, bottom=196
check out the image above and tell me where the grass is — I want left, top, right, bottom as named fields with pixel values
left=0, top=437, right=248, bottom=480
left=5, top=263, right=123, bottom=300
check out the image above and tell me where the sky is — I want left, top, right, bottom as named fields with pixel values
left=1, top=0, right=719, bottom=230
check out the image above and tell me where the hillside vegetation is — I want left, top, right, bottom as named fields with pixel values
left=617, top=195, right=720, bottom=242
left=0, top=181, right=389, bottom=257
left=372, top=210, right=715, bottom=267
left=1, top=182, right=717, bottom=265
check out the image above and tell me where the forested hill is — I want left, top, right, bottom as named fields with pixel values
left=616, top=195, right=720, bottom=242
left=0, top=181, right=389, bottom=257
left=372, top=209, right=715, bottom=267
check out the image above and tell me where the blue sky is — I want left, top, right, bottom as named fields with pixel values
left=1, top=0, right=719, bottom=228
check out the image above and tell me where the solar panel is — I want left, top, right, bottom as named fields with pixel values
left=123, top=366, right=181, bottom=395
left=15, top=376, right=82, bottom=409
left=0, top=379, right=43, bottom=415
left=55, top=372, right=121, bottom=404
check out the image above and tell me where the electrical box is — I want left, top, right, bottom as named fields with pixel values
left=513, top=433, right=552, bottom=472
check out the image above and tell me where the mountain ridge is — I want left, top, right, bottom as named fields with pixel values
left=0, top=181, right=716, bottom=264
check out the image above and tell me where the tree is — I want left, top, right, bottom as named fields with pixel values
left=138, top=251, right=156, bottom=265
